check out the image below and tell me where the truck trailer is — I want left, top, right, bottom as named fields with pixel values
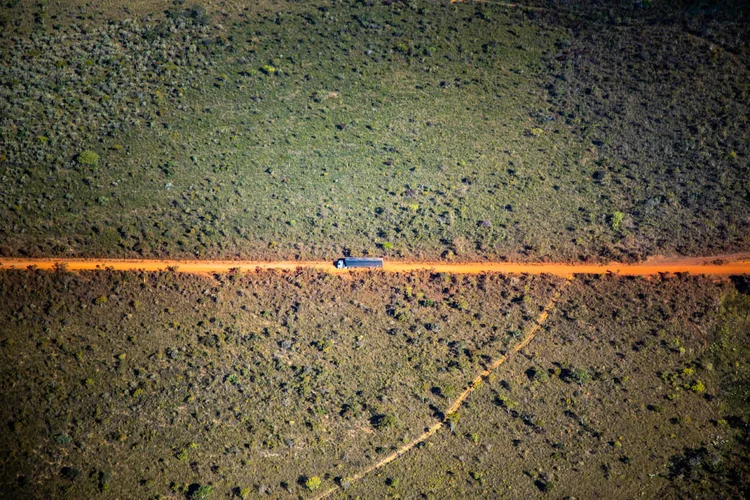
left=334, top=257, right=383, bottom=269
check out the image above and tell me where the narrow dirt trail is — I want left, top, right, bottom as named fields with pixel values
left=1, top=253, right=749, bottom=276
left=314, top=280, right=572, bottom=500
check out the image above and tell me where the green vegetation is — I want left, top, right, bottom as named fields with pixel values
left=372, top=413, right=398, bottom=431
left=189, top=484, right=214, bottom=500
left=304, top=476, right=321, bottom=492
left=76, top=150, right=99, bottom=166
left=0, top=0, right=745, bottom=261
left=0, top=1, right=748, bottom=499
left=659, top=284, right=750, bottom=496
left=343, top=275, right=749, bottom=498
left=0, top=268, right=561, bottom=498
left=611, top=211, right=624, bottom=231
left=689, top=380, right=705, bottom=393
left=260, top=65, right=276, bottom=75
left=0, top=253, right=748, bottom=500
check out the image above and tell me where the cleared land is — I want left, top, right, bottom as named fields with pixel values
left=2, top=253, right=750, bottom=276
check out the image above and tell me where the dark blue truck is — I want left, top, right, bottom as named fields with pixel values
left=334, top=257, right=383, bottom=269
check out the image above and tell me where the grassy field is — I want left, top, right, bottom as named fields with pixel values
left=1, top=0, right=747, bottom=261
left=1, top=270, right=749, bottom=498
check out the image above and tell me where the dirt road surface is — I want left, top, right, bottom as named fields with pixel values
left=1, top=253, right=749, bottom=276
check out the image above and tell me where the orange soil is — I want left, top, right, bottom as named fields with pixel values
left=1, top=253, right=749, bottom=276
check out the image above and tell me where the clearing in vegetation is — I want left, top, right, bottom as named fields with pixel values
left=1, top=252, right=750, bottom=276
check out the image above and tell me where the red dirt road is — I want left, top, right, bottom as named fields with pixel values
left=1, top=253, right=749, bottom=276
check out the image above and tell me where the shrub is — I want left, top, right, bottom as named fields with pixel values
left=453, top=298, right=470, bottom=311
left=447, top=412, right=460, bottom=432
left=98, top=471, right=111, bottom=492
left=189, top=484, right=214, bottom=500
left=689, top=380, right=706, bottom=393
left=60, top=467, right=80, bottom=481
left=495, top=394, right=518, bottom=409
left=54, top=433, right=72, bottom=444
left=395, top=311, right=409, bottom=322
left=570, top=367, right=590, bottom=385
left=534, top=370, right=550, bottom=384
left=441, top=384, right=456, bottom=399
left=305, top=476, right=322, bottom=491
left=388, top=305, right=411, bottom=322
left=611, top=211, right=624, bottom=230
left=372, top=413, right=397, bottom=431
left=77, top=150, right=99, bottom=166
left=166, top=5, right=209, bottom=26
left=535, top=478, right=553, bottom=492
left=313, top=339, right=333, bottom=352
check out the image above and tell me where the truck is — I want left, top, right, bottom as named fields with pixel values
left=334, top=257, right=383, bottom=269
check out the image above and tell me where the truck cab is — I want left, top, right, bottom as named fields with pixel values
left=334, top=257, right=383, bottom=269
